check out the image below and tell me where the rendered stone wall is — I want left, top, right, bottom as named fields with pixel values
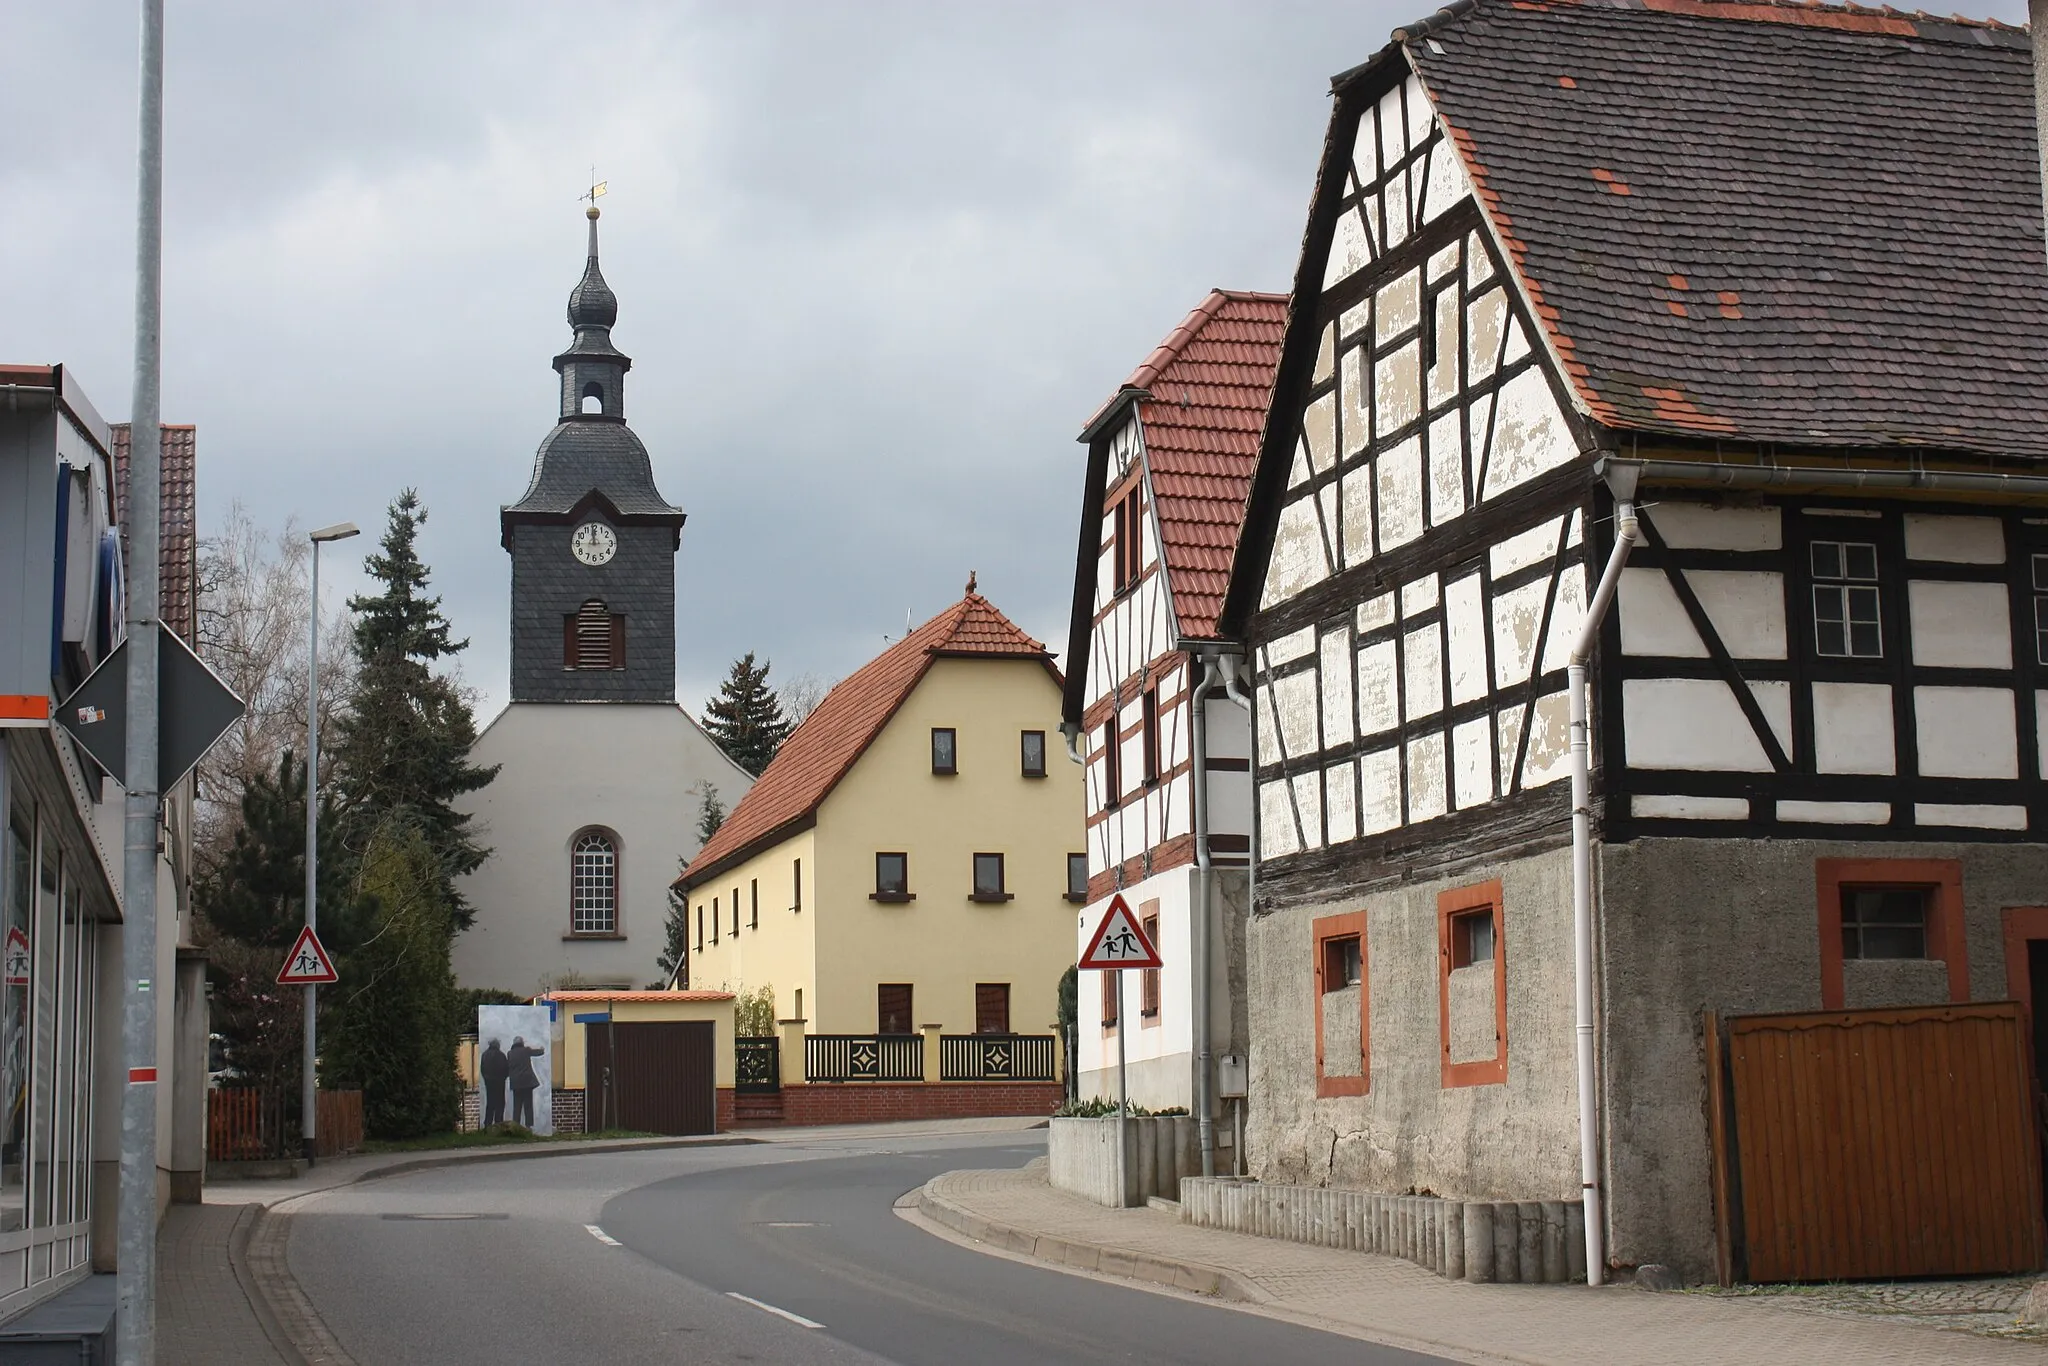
left=1244, top=844, right=1579, bottom=1202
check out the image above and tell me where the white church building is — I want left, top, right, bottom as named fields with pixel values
left=453, top=206, right=751, bottom=996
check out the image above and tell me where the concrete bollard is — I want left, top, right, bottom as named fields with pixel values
left=1492, top=1202, right=1519, bottom=1283
left=1443, top=1202, right=1466, bottom=1280
left=1153, top=1120, right=1175, bottom=1200
left=1423, top=1200, right=1440, bottom=1272
left=1566, top=1201, right=1588, bottom=1283
left=1541, top=1201, right=1567, bottom=1283
left=1464, top=1200, right=1495, bottom=1282
left=1133, top=1121, right=1156, bottom=1207
left=1518, top=1202, right=1543, bottom=1285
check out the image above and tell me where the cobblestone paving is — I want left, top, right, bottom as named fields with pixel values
left=1695, top=1276, right=2046, bottom=1343
left=922, top=1166, right=2048, bottom=1366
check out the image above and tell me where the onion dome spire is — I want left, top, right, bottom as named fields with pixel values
left=566, top=204, right=618, bottom=329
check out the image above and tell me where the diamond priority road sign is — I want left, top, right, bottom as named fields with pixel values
left=1078, top=892, right=1162, bottom=971
left=53, top=626, right=245, bottom=791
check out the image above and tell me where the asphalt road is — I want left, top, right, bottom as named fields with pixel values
left=288, top=1127, right=1452, bottom=1365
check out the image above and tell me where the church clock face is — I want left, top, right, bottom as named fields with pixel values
left=571, top=521, right=617, bottom=566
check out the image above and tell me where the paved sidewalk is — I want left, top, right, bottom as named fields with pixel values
left=915, top=1165, right=2048, bottom=1366
left=158, top=1203, right=294, bottom=1366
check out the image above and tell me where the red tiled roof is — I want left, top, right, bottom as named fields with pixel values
left=677, top=587, right=1053, bottom=889
left=110, top=424, right=199, bottom=644
left=1086, top=291, right=1287, bottom=639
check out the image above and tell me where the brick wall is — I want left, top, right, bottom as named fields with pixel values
left=555, top=1088, right=586, bottom=1135
left=714, top=1082, right=1062, bottom=1130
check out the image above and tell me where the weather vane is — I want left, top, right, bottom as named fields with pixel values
left=580, top=167, right=607, bottom=214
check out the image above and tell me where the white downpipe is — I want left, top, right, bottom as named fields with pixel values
left=1189, top=653, right=1229, bottom=1179
left=1568, top=498, right=1637, bottom=1290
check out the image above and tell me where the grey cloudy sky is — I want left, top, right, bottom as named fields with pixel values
left=3, top=0, right=2028, bottom=716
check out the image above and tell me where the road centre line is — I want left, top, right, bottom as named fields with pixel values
left=585, top=1224, right=622, bottom=1246
left=726, top=1292, right=826, bottom=1329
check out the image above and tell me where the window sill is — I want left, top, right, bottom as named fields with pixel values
left=1065, top=893, right=1089, bottom=904
left=563, top=932, right=625, bottom=941
left=969, top=893, right=1015, bottom=904
left=1022, top=771, right=1047, bottom=780
left=931, top=768, right=958, bottom=777
left=870, top=892, right=916, bottom=903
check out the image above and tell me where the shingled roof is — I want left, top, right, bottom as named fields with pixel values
left=111, top=423, right=198, bottom=644
left=1395, top=0, right=2048, bottom=459
left=677, top=588, right=1055, bottom=890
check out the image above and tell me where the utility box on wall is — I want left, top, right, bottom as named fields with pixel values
left=1217, top=1053, right=1247, bottom=1099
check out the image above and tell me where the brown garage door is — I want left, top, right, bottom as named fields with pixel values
left=585, top=1020, right=716, bottom=1136
left=1716, top=1002, right=2044, bottom=1282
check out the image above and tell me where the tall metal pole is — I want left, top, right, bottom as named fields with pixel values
left=118, top=2, right=166, bottom=1361
left=1115, top=969, right=1128, bottom=1204
left=302, top=541, right=320, bottom=1164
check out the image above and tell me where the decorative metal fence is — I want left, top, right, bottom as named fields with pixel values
left=804, top=1034, right=924, bottom=1083
left=939, top=1034, right=1058, bottom=1082
left=735, top=1036, right=781, bottom=1093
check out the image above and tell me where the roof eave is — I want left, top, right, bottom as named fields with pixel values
left=675, top=812, right=819, bottom=892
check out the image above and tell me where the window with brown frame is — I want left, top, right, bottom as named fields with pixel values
left=931, top=727, right=957, bottom=775
left=1438, top=881, right=1506, bottom=1088
left=1111, top=486, right=1144, bottom=593
left=1313, top=912, right=1367, bottom=1097
left=1020, top=730, right=1046, bottom=778
left=711, top=895, right=720, bottom=944
left=877, top=984, right=914, bottom=1035
left=1141, top=687, right=1160, bottom=786
left=563, top=600, right=625, bottom=670
left=750, top=878, right=759, bottom=929
left=1101, top=718, right=1121, bottom=808
left=792, top=857, right=802, bottom=912
left=873, top=852, right=911, bottom=901
left=975, top=983, right=1011, bottom=1034
left=731, top=885, right=740, bottom=938
left=1100, top=968, right=1119, bottom=1029
left=1140, top=911, right=1161, bottom=1018
left=695, top=904, right=704, bottom=953
left=971, top=853, right=1009, bottom=902
left=1066, top=853, right=1089, bottom=902
left=1815, top=858, right=1968, bottom=1009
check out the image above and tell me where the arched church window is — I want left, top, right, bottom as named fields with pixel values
left=570, top=830, right=619, bottom=935
left=564, top=601, right=625, bottom=670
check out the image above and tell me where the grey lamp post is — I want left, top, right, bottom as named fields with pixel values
left=304, top=521, right=359, bottom=1163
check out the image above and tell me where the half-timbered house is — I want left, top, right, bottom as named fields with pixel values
left=1060, top=291, right=1283, bottom=1161
left=1222, top=0, right=2048, bottom=1282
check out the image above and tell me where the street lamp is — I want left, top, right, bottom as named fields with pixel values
left=304, top=521, right=358, bottom=1163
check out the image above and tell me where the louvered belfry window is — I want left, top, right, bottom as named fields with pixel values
left=570, top=830, right=618, bottom=934
left=564, top=600, right=625, bottom=670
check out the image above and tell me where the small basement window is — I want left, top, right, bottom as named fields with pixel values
left=1449, top=908, right=1495, bottom=969
left=1323, top=935, right=1363, bottom=991
left=1841, top=887, right=1930, bottom=960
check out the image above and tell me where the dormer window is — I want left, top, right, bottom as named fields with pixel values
left=564, top=600, right=625, bottom=669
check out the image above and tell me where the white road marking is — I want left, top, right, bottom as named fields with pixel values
left=585, top=1224, right=622, bottom=1247
left=726, top=1292, right=825, bottom=1329
left=763, top=1221, right=820, bottom=1228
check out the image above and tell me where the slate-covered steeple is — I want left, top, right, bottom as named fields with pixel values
left=500, top=207, right=686, bottom=705
left=556, top=204, right=629, bottom=420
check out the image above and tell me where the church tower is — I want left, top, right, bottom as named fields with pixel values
left=500, top=205, right=685, bottom=702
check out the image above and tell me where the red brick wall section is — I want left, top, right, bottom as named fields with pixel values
left=714, top=1082, right=1061, bottom=1129
left=554, top=1088, right=586, bottom=1135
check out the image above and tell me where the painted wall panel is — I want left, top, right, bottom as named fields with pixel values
left=1776, top=800, right=1891, bottom=824
left=1650, top=503, right=1781, bottom=551
left=1632, top=794, right=1748, bottom=820
left=1621, top=678, right=1772, bottom=771
left=1522, top=690, right=1573, bottom=788
left=1908, top=580, right=2012, bottom=669
left=1915, top=803, right=2027, bottom=830
left=1618, top=569, right=1706, bottom=657
left=1914, top=686, right=2018, bottom=779
left=1811, top=681, right=1897, bottom=775
left=1687, top=570, right=1787, bottom=660
left=1903, top=514, right=2005, bottom=564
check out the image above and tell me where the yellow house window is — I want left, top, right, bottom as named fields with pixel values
left=874, top=853, right=912, bottom=902
left=971, top=853, right=1011, bottom=903
left=931, top=727, right=958, bottom=775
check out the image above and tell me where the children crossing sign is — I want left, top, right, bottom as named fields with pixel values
left=1079, top=893, right=1162, bottom=970
left=276, top=926, right=339, bottom=986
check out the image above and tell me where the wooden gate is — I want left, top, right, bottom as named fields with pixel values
left=1709, top=1002, right=2045, bottom=1282
left=586, top=1020, right=715, bottom=1136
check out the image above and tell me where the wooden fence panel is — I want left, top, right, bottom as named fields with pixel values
left=1725, top=1002, right=2044, bottom=1282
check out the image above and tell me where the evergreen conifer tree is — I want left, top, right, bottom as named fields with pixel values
left=658, top=861, right=689, bottom=987
left=197, top=750, right=363, bottom=952
left=322, top=821, right=462, bottom=1139
left=701, top=653, right=790, bottom=776
left=696, top=784, right=726, bottom=844
left=328, top=491, right=497, bottom=927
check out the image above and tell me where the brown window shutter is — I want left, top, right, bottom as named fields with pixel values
left=572, top=601, right=612, bottom=669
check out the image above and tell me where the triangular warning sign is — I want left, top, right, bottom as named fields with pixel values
left=276, top=926, right=340, bottom=985
left=1079, top=893, right=1162, bottom=970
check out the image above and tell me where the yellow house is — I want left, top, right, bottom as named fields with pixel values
left=676, top=582, right=1083, bottom=1087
